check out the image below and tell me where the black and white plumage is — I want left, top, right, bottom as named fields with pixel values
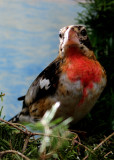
left=9, top=58, right=63, bottom=123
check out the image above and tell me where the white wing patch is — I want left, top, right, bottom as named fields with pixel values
left=39, top=78, right=50, bottom=90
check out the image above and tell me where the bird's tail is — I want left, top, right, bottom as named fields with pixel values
left=8, top=113, right=20, bottom=123
left=8, top=110, right=38, bottom=123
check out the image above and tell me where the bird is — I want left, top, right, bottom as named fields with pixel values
left=9, top=25, right=107, bottom=124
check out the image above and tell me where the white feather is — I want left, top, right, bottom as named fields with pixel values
left=39, top=78, right=50, bottom=90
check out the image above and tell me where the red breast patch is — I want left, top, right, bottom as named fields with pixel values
left=63, top=47, right=103, bottom=104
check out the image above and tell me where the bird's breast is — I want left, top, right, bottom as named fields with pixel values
left=60, top=53, right=106, bottom=105
left=64, top=54, right=103, bottom=82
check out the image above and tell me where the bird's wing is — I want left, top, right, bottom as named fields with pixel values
left=22, top=57, right=62, bottom=107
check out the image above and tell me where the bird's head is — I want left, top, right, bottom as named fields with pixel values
left=59, top=25, right=95, bottom=59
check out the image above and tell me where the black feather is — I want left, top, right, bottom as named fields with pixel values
left=23, top=57, right=62, bottom=107
left=18, top=96, right=25, bottom=101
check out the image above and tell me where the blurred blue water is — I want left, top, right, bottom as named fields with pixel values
left=0, top=0, right=83, bottom=120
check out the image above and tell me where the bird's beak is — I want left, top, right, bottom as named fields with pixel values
left=63, top=27, right=80, bottom=46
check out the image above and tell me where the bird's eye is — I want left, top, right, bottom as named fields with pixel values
left=81, top=29, right=87, bottom=36
left=59, top=33, right=62, bottom=38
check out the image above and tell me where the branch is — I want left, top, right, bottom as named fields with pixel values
left=104, top=151, right=113, bottom=158
left=82, top=155, right=89, bottom=160
left=74, top=140, right=94, bottom=154
left=0, top=118, right=72, bottom=141
left=93, top=132, right=114, bottom=151
left=0, top=150, right=30, bottom=160
left=22, top=135, right=30, bottom=153
left=0, top=118, right=31, bottom=135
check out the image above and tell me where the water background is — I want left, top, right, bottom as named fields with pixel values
left=0, top=0, right=83, bottom=120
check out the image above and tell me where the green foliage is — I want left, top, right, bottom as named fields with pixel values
left=0, top=1, right=114, bottom=159
left=77, top=0, right=114, bottom=56
left=27, top=102, right=73, bottom=158
left=0, top=99, right=114, bottom=159
left=0, top=93, right=5, bottom=102
left=0, top=102, right=74, bottom=160
left=76, top=0, right=114, bottom=132
left=0, top=93, right=5, bottom=119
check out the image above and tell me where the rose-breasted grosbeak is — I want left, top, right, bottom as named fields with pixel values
left=9, top=25, right=106, bottom=124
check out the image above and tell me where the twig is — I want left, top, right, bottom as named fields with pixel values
left=71, top=132, right=79, bottom=146
left=82, top=154, right=89, bottom=160
left=40, top=150, right=47, bottom=160
left=93, top=132, right=114, bottom=151
left=22, top=135, right=30, bottom=153
left=14, top=123, right=27, bottom=130
left=9, top=140, right=13, bottom=150
left=104, top=151, right=113, bottom=158
left=41, top=151, right=55, bottom=159
left=0, top=93, right=5, bottom=97
left=0, top=118, right=72, bottom=141
left=31, top=132, right=73, bottom=142
left=70, top=129, right=87, bottom=134
left=0, top=118, right=31, bottom=135
left=31, top=132, right=72, bottom=141
left=75, top=140, right=94, bottom=154
left=0, top=150, right=30, bottom=160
